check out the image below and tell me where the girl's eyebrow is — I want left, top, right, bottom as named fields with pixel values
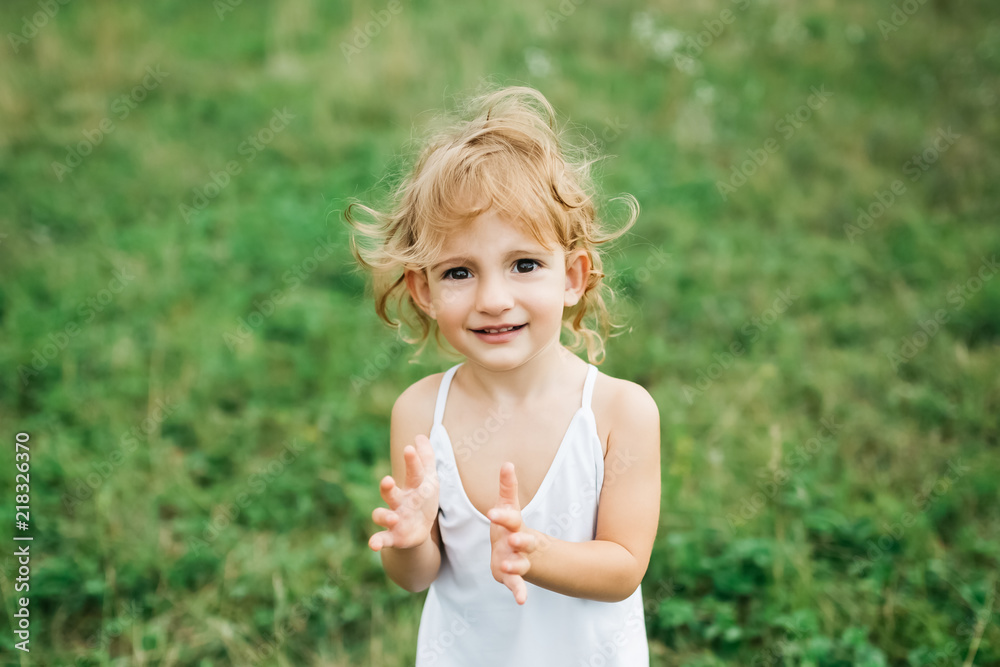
left=430, top=249, right=550, bottom=272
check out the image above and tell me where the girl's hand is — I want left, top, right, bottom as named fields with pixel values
left=369, top=434, right=439, bottom=552
left=488, top=462, right=539, bottom=606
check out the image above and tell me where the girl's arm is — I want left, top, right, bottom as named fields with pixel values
left=489, top=380, right=661, bottom=603
left=375, top=378, right=444, bottom=593
left=380, top=516, right=442, bottom=593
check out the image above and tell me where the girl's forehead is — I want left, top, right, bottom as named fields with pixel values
left=433, top=209, right=558, bottom=252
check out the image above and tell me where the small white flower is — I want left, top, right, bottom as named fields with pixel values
left=652, top=29, right=684, bottom=60
left=674, top=54, right=703, bottom=76
left=695, top=81, right=716, bottom=106
left=631, top=12, right=655, bottom=43
left=525, top=48, right=552, bottom=78
left=770, top=13, right=807, bottom=45
left=845, top=24, right=865, bottom=44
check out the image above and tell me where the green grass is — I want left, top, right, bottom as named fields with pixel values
left=1, top=0, right=999, bottom=664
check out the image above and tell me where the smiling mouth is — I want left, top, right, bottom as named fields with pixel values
left=472, top=324, right=526, bottom=334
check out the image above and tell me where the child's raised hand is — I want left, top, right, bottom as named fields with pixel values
left=369, top=434, right=439, bottom=552
left=487, top=462, right=538, bottom=606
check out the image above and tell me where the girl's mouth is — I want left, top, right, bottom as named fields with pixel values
left=472, top=323, right=526, bottom=343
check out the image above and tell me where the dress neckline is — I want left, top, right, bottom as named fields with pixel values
left=434, top=406, right=588, bottom=523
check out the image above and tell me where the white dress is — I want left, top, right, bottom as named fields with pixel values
left=414, top=363, right=649, bottom=666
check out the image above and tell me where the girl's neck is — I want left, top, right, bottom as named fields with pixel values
left=456, top=342, right=589, bottom=407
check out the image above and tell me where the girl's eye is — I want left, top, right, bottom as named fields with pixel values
left=513, top=259, right=539, bottom=274
left=443, top=267, right=470, bottom=280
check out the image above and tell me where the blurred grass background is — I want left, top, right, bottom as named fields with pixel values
left=1, top=0, right=999, bottom=665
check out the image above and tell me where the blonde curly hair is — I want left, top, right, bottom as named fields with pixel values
left=346, top=84, right=638, bottom=364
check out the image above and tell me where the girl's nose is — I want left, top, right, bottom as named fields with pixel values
left=475, top=271, right=514, bottom=314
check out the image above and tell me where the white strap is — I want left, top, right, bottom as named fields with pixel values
left=433, top=364, right=463, bottom=427
left=581, top=364, right=598, bottom=410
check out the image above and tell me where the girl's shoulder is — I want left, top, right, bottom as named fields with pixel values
left=591, top=370, right=660, bottom=444
left=591, top=368, right=657, bottom=410
left=391, top=370, right=449, bottom=435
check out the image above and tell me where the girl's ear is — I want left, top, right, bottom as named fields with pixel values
left=405, top=268, right=437, bottom=319
left=564, top=249, right=590, bottom=308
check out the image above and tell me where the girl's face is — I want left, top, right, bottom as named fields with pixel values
left=405, top=209, right=589, bottom=372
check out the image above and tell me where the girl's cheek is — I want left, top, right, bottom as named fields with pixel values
left=437, top=284, right=470, bottom=307
left=437, top=287, right=459, bottom=309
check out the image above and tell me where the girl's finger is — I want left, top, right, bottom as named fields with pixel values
left=372, top=507, right=398, bottom=528
left=506, top=574, right=527, bottom=605
left=369, top=530, right=394, bottom=552
left=487, top=508, right=521, bottom=532
left=414, top=434, right=436, bottom=470
left=497, top=462, right=520, bottom=510
left=379, top=475, right=403, bottom=508
left=508, top=532, right=535, bottom=553
left=503, top=555, right=531, bottom=576
left=403, top=444, right=426, bottom=490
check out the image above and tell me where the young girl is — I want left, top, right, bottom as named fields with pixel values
left=348, top=85, right=660, bottom=666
